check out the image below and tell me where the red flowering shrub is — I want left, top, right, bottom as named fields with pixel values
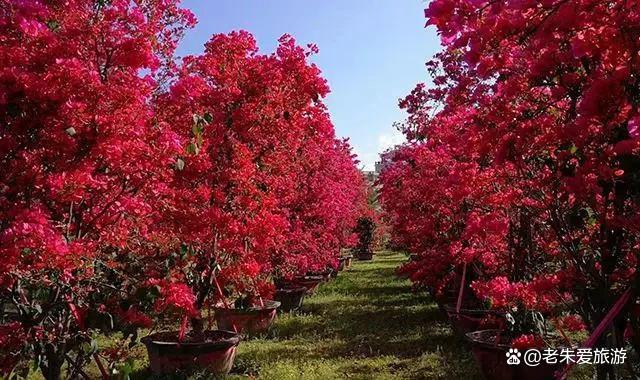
left=0, top=0, right=194, bottom=377
left=1, top=11, right=364, bottom=373
left=380, top=0, right=640, bottom=365
left=151, top=30, right=365, bottom=325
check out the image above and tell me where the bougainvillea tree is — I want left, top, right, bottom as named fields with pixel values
left=152, top=30, right=364, bottom=329
left=1, top=0, right=372, bottom=376
left=381, top=1, right=640, bottom=374
left=0, top=0, right=194, bottom=377
left=276, top=133, right=366, bottom=276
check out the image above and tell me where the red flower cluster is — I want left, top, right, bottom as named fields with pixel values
left=511, top=334, right=545, bottom=350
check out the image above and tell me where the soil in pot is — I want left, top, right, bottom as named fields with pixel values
left=274, top=287, right=307, bottom=312
left=466, top=330, right=562, bottom=380
left=214, top=300, right=280, bottom=335
left=142, top=330, right=240, bottom=376
left=444, top=304, right=506, bottom=337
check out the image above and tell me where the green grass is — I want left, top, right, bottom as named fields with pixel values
left=225, top=250, right=480, bottom=380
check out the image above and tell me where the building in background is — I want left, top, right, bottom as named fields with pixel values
left=362, top=160, right=385, bottom=184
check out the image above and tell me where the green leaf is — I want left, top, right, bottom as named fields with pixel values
left=185, top=142, right=199, bottom=155
left=46, top=20, right=60, bottom=32
left=192, top=123, right=203, bottom=137
left=203, top=112, right=213, bottom=124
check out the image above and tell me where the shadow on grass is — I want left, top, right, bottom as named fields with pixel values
left=229, top=251, right=480, bottom=378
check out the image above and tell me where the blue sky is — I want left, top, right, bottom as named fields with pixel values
left=177, top=1, right=440, bottom=171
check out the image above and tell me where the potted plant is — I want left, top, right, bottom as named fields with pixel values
left=465, top=279, right=581, bottom=380
left=213, top=296, right=281, bottom=335
left=466, top=310, right=568, bottom=380
left=142, top=330, right=240, bottom=376
left=466, top=329, right=562, bottom=380
left=0, top=1, right=195, bottom=378
left=134, top=279, right=242, bottom=376
left=274, top=286, right=308, bottom=312
left=275, top=275, right=324, bottom=295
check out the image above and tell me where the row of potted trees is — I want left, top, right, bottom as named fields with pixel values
left=379, top=1, right=640, bottom=379
left=0, top=1, right=369, bottom=379
left=142, top=252, right=355, bottom=376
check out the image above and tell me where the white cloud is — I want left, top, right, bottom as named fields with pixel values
left=353, top=129, right=406, bottom=172
left=377, top=129, right=405, bottom=153
left=352, top=146, right=378, bottom=172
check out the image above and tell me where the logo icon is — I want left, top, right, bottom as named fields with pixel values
left=506, top=348, right=522, bottom=365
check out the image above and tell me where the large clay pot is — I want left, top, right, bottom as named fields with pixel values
left=357, top=251, right=374, bottom=261
left=308, top=269, right=333, bottom=282
left=296, top=275, right=324, bottom=293
left=444, top=304, right=505, bottom=337
left=466, top=330, right=560, bottom=380
left=274, top=287, right=307, bottom=312
left=214, top=300, right=280, bottom=335
left=142, top=330, right=240, bottom=375
left=275, top=275, right=324, bottom=294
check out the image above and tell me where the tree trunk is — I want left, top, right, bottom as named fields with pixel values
left=191, top=316, right=204, bottom=335
left=40, top=345, right=65, bottom=380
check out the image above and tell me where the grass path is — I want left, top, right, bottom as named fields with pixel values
left=230, top=250, right=480, bottom=379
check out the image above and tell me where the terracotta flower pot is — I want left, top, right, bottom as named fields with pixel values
left=308, top=269, right=332, bottom=282
left=444, top=305, right=505, bottom=337
left=466, top=330, right=560, bottom=380
left=214, top=300, right=280, bottom=335
left=275, top=275, right=324, bottom=294
left=294, top=275, right=324, bottom=294
left=274, top=287, right=307, bottom=312
left=142, top=330, right=240, bottom=376
left=357, top=251, right=374, bottom=261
